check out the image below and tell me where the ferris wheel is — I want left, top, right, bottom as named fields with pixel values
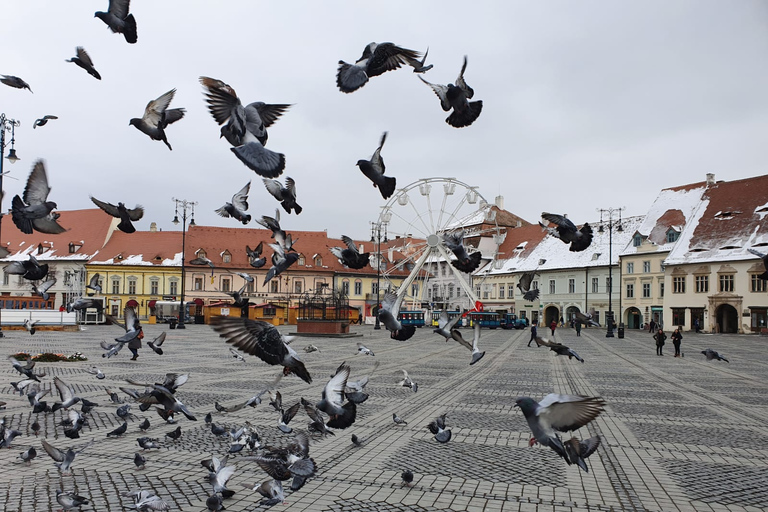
left=374, top=178, right=504, bottom=311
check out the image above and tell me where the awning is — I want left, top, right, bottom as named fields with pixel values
left=126, top=299, right=139, bottom=308
left=147, top=300, right=157, bottom=309
left=193, top=298, right=204, bottom=305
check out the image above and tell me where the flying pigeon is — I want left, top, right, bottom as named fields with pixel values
left=405, top=46, right=433, bottom=73
left=144, top=332, right=166, bottom=355
left=702, top=349, right=729, bottom=362
left=0, top=75, right=32, bottom=92
left=426, top=413, right=452, bottom=443
left=278, top=401, right=301, bottom=433
left=56, top=490, right=90, bottom=511
left=250, top=430, right=316, bottom=491
left=107, top=422, right=128, bottom=437
left=336, top=42, right=422, bottom=93
left=108, top=307, right=142, bottom=343
left=302, top=397, right=335, bottom=437
left=540, top=213, right=594, bottom=252
left=378, top=291, right=416, bottom=341
left=397, top=370, right=418, bottom=392
left=11, top=160, right=65, bottom=234
left=135, top=384, right=196, bottom=421
left=69, top=297, right=103, bottom=314
left=18, top=446, right=37, bottom=464
left=535, top=337, right=585, bottom=363
left=32, top=277, right=57, bottom=301
left=574, top=310, right=600, bottom=327
left=443, top=230, right=482, bottom=273
left=0, top=422, right=22, bottom=449
left=215, top=400, right=247, bottom=414
left=264, top=177, right=302, bottom=214
left=190, top=255, right=215, bottom=277
left=356, top=343, right=374, bottom=356
left=433, top=310, right=463, bottom=341
left=401, top=470, right=414, bottom=486
left=450, top=322, right=486, bottom=365
left=316, top=363, right=357, bottom=429
left=207, top=456, right=237, bottom=498
left=41, top=439, right=94, bottom=474
left=517, top=271, right=540, bottom=302
left=52, top=376, right=81, bottom=411
left=264, top=243, right=299, bottom=286
left=269, top=390, right=283, bottom=412
left=357, top=131, right=396, bottom=200
left=5, top=254, right=49, bottom=281
left=229, top=347, right=245, bottom=362
left=33, top=115, right=58, bottom=128
left=86, top=273, right=102, bottom=294
left=564, top=436, right=601, bottom=472
left=211, top=316, right=312, bottom=383
left=419, top=56, right=483, bottom=128
left=200, top=76, right=291, bottom=178
left=747, top=248, right=768, bottom=280
left=254, top=479, right=285, bottom=506
left=215, top=181, right=251, bottom=224
left=130, top=88, right=186, bottom=150
left=330, top=235, right=370, bottom=269
left=23, top=318, right=39, bottom=335
left=246, top=242, right=266, bottom=268
left=66, top=47, right=101, bottom=79
left=94, top=0, right=137, bottom=43
left=9, top=356, right=40, bottom=381
left=515, top=394, right=606, bottom=462
left=90, top=197, right=144, bottom=233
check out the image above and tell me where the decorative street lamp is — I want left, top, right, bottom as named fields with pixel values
left=370, top=211, right=390, bottom=329
left=0, top=113, right=21, bottom=338
left=172, top=198, right=196, bottom=329
left=597, top=206, right=624, bottom=338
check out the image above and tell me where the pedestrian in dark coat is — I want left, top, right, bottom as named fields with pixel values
left=649, top=319, right=656, bottom=333
left=671, top=328, right=682, bottom=357
left=653, top=329, right=666, bottom=356
left=129, top=327, right=143, bottom=360
left=550, top=320, right=557, bottom=336
left=528, top=324, right=537, bottom=347
left=575, top=321, right=581, bottom=336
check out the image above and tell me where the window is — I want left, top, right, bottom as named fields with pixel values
left=196, top=250, right=206, bottom=259
left=246, top=281, right=254, bottom=293
left=633, top=234, right=642, bottom=247
left=448, top=284, right=454, bottom=298
left=298, top=255, right=305, bottom=266
left=263, top=306, right=276, bottom=316
left=592, top=277, right=599, bottom=293
left=752, top=274, right=767, bottom=292
left=2, top=272, right=8, bottom=285
left=222, top=253, right=231, bottom=263
left=475, top=285, right=481, bottom=297
left=341, top=280, right=349, bottom=295
left=606, top=277, right=612, bottom=291
left=568, top=279, right=575, bottom=294
left=643, top=261, right=651, bottom=273
left=295, top=281, right=303, bottom=294
left=642, top=283, right=651, bottom=298
left=314, top=255, right=322, bottom=266
left=508, top=284, right=514, bottom=298
left=411, top=283, right=419, bottom=297
left=270, top=281, right=279, bottom=293
left=532, top=280, right=538, bottom=290
left=221, top=277, right=231, bottom=292
left=660, top=282, right=665, bottom=297
left=442, top=265, right=447, bottom=276
left=626, top=283, right=634, bottom=298
left=549, top=280, right=555, bottom=294
left=673, top=276, right=685, bottom=293
left=667, top=229, right=680, bottom=243
left=672, top=308, right=685, bottom=325
left=719, top=274, right=734, bottom=292
left=354, top=280, right=362, bottom=295
left=371, top=282, right=379, bottom=295
left=151, top=280, right=159, bottom=295
left=695, top=275, right=709, bottom=293
left=169, top=280, right=178, bottom=295
left=127, top=278, right=137, bottom=295
left=499, top=285, right=505, bottom=299
left=427, top=288, right=432, bottom=299
left=111, top=279, right=120, bottom=294
left=626, top=262, right=634, bottom=274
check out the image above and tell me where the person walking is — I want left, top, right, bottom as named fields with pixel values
left=653, top=329, right=666, bottom=356
left=671, top=327, right=683, bottom=357
left=694, top=318, right=700, bottom=333
left=129, top=327, right=144, bottom=361
left=528, top=323, right=537, bottom=347
left=575, top=321, right=581, bottom=336
left=550, top=319, right=557, bottom=337
left=649, top=319, right=656, bottom=333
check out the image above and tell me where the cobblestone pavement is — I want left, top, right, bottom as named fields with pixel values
left=1, top=322, right=767, bottom=512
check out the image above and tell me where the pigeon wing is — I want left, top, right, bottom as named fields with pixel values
left=90, top=196, right=120, bottom=217
left=23, top=160, right=53, bottom=205
left=41, top=439, right=66, bottom=462
left=143, top=89, right=176, bottom=128
left=419, top=76, right=451, bottom=111
left=108, top=0, right=131, bottom=19
left=323, top=365, right=350, bottom=408
left=538, top=394, right=606, bottom=432
left=455, top=55, right=474, bottom=98
left=369, top=132, right=387, bottom=175
left=211, top=316, right=290, bottom=366
left=76, top=46, right=95, bottom=67
left=231, top=181, right=251, bottom=210
left=252, top=103, right=291, bottom=128
left=54, top=376, right=75, bottom=403
left=541, top=212, right=577, bottom=232
left=200, top=76, right=242, bottom=126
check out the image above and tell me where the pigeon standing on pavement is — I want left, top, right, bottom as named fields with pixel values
left=702, top=349, right=729, bottom=362
left=357, top=131, right=396, bottom=200
left=263, top=177, right=302, bottom=214
left=94, top=0, right=137, bottom=43
left=330, top=236, right=370, bottom=270
left=419, top=56, right=483, bottom=128
left=1, top=75, right=32, bottom=92
left=107, top=422, right=128, bottom=437
left=216, top=182, right=252, bottom=224
left=138, top=418, right=150, bottom=431
left=336, top=42, right=422, bottom=93
left=129, top=89, right=186, bottom=150
left=18, top=446, right=37, bottom=464
left=56, top=490, right=90, bottom=511
left=66, top=47, right=101, bottom=79
left=539, top=213, right=594, bottom=252
left=392, top=413, right=408, bottom=426
left=165, top=426, right=182, bottom=440
left=401, top=470, right=414, bottom=486
left=443, top=230, right=482, bottom=273
left=426, top=413, right=452, bottom=443
left=90, top=197, right=144, bottom=233
left=134, top=452, right=146, bottom=469
left=11, top=160, right=65, bottom=234
left=33, top=115, right=58, bottom=128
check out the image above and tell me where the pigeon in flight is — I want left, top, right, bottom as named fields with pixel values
left=86, top=273, right=102, bottom=294
left=264, top=177, right=302, bottom=214
left=535, top=337, right=585, bottom=363
left=0, top=75, right=32, bottom=92
left=405, top=46, right=433, bottom=73
left=443, top=230, right=482, bottom=273
left=540, top=213, right=594, bottom=252
left=147, top=332, right=166, bottom=355
left=66, top=47, right=101, bottom=80
left=264, top=243, right=299, bottom=286
left=357, top=131, right=396, bottom=200
left=190, top=255, right=215, bottom=277
left=32, top=277, right=57, bottom=301
left=702, top=349, right=729, bottom=362
left=419, top=56, right=483, bottom=128
left=94, top=0, right=137, bottom=43
left=5, top=254, right=49, bottom=281
left=574, top=310, right=600, bottom=327
left=515, top=394, right=606, bottom=462
left=426, top=413, right=452, bottom=443
left=434, top=310, right=463, bottom=341
left=517, top=271, right=540, bottom=302
left=11, top=160, right=65, bottom=234
left=42, top=439, right=94, bottom=474
left=200, top=76, right=291, bottom=178
left=378, top=291, right=416, bottom=341
left=211, top=316, right=312, bottom=383
left=336, top=42, right=422, bottom=93
left=246, top=242, right=266, bottom=269
left=90, top=197, right=144, bottom=233
left=564, top=436, right=601, bottom=472
left=278, top=402, right=301, bottom=433
left=33, top=115, right=58, bottom=128
left=450, top=323, right=486, bottom=365
left=356, top=343, right=374, bottom=356
left=130, top=89, right=186, bottom=150
left=9, top=355, right=41, bottom=381
left=56, top=490, right=90, bottom=511
left=69, top=297, right=103, bottom=314
left=330, top=236, right=370, bottom=270
left=747, top=248, right=768, bottom=280
left=302, top=397, right=335, bottom=437
left=397, top=370, right=418, bottom=393
left=52, top=376, right=82, bottom=411
left=254, top=479, right=285, bottom=506
left=216, top=182, right=251, bottom=224
left=316, top=363, right=357, bottom=429
left=249, top=431, right=316, bottom=491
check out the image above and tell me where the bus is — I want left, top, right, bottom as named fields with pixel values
left=468, top=311, right=501, bottom=329
left=398, top=310, right=426, bottom=327
left=501, top=313, right=528, bottom=330
left=430, top=310, right=464, bottom=328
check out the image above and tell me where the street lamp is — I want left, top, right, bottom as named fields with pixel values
left=597, top=206, right=624, bottom=338
left=172, top=198, right=196, bottom=329
left=370, top=212, right=390, bottom=329
left=0, top=113, right=21, bottom=338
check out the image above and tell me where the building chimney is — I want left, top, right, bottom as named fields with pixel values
left=150, top=222, right=158, bottom=232
left=495, top=195, right=504, bottom=209
left=706, top=173, right=715, bottom=185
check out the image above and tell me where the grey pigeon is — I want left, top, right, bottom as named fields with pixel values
left=246, top=242, right=267, bottom=268
left=515, top=394, right=606, bottom=462
left=147, top=332, right=166, bottom=355
left=42, top=439, right=94, bottom=474
left=165, top=426, right=182, bottom=440
left=264, top=243, right=299, bottom=286
left=33, top=115, right=58, bottom=128
left=211, top=316, right=311, bottom=383
left=406, top=46, right=433, bottom=73
left=351, top=434, right=365, bottom=447
left=356, top=343, right=374, bottom=356
left=702, top=349, right=729, bottom=362
left=190, top=255, right=215, bottom=277
left=32, top=277, right=57, bottom=301
left=0, top=422, right=22, bottom=449
left=0, top=75, right=32, bottom=92
left=116, top=404, right=133, bottom=419
left=278, top=402, right=300, bottom=433
left=302, top=397, right=335, bottom=436
left=397, top=370, right=418, bottom=392
left=18, top=446, right=37, bottom=464
left=330, top=235, right=370, bottom=269
left=52, top=376, right=81, bottom=412
left=254, top=479, right=284, bottom=506
left=574, top=310, right=600, bottom=327
left=304, top=344, right=319, bottom=354
left=517, top=271, right=540, bottom=302
left=85, top=366, right=105, bottom=379
left=401, top=469, right=414, bottom=486
left=535, top=337, right=585, bottom=363
left=5, top=254, right=49, bottom=281
left=264, top=177, right=302, bottom=214
left=747, top=248, right=768, bottom=280
left=94, top=0, right=137, bottom=43
left=11, top=160, right=65, bottom=234
left=540, top=213, right=593, bottom=252
left=107, top=422, right=128, bottom=437
left=207, top=456, right=237, bottom=498
left=564, top=436, right=601, bottom=472
left=31, top=419, right=40, bottom=436
left=90, top=197, right=144, bottom=233
left=211, top=423, right=226, bottom=436
left=108, top=307, right=142, bottom=343
left=378, top=291, right=416, bottom=341
left=336, top=42, right=422, bottom=93
left=419, top=56, right=482, bottom=128
left=443, top=230, right=481, bottom=273
left=450, top=323, right=486, bottom=365
left=85, top=273, right=102, bottom=294
left=434, top=310, right=463, bottom=341
left=392, top=413, right=407, bottom=425
left=200, top=76, right=291, bottom=178
left=137, top=437, right=160, bottom=450
left=316, top=363, right=357, bottom=429
left=134, top=452, right=146, bottom=470
left=216, top=181, right=251, bottom=224
left=101, top=339, right=126, bottom=359
left=135, top=384, right=196, bottom=421
left=66, top=47, right=101, bottom=79
left=426, top=413, right=452, bottom=443
left=206, top=494, right=225, bottom=511
left=249, top=431, right=316, bottom=490
left=56, top=490, right=89, bottom=511
left=130, top=89, right=186, bottom=150
left=70, top=297, right=103, bottom=314
left=357, top=131, right=396, bottom=200
left=138, top=418, right=150, bottom=431
left=23, top=318, right=39, bottom=335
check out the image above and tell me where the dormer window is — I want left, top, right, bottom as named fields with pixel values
left=666, top=229, right=680, bottom=243
left=69, top=242, right=82, bottom=254
left=298, top=255, right=305, bottom=266
left=314, top=255, right=322, bottom=266
left=222, top=250, right=231, bottom=263
left=633, top=234, right=642, bottom=247
left=196, top=249, right=206, bottom=259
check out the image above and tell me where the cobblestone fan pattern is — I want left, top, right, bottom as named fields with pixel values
left=1, top=323, right=768, bottom=511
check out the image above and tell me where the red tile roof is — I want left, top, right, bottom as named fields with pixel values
left=89, top=230, right=183, bottom=265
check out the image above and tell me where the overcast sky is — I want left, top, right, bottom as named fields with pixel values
left=2, top=1, right=767, bottom=241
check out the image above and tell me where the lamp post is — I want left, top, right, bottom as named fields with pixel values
left=370, top=212, right=390, bottom=329
left=597, top=207, right=624, bottom=338
left=172, top=198, right=196, bottom=329
left=0, top=113, right=21, bottom=338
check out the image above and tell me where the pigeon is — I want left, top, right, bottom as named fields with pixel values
left=401, top=470, right=414, bottom=486
left=216, top=181, right=252, bottom=224
left=23, top=318, right=39, bottom=335
left=200, top=76, right=291, bottom=178
left=515, top=394, right=606, bottom=462
left=52, top=376, right=81, bottom=412
left=747, top=248, right=768, bottom=280
left=130, top=89, right=186, bottom=150
left=350, top=434, right=366, bottom=447
left=70, top=297, right=104, bottom=314
left=204, top=412, right=213, bottom=424
left=229, top=347, right=245, bottom=362
left=5, top=254, right=49, bottom=281
left=138, top=418, right=150, bottom=431
left=135, top=384, right=196, bottom=421
left=269, top=390, right=283, bottom=412
left=66, top=47, right=101, bottom=79
left=147, top=332, right=166, bottom=355
left=155, top=408, right=176, bottom=424
left=450, top=323, right=486, bottom=365
left=211, top=316, right=311, bottom=383
left=419, top=56, right=483, bottom=128
left=392, top=413, right=408, bottom=426
left=32, top=277, right=57, bottom=301
left=433, top=310, right=463, bottom=341
left=330, top=236, right=370, bottom=270
left=517, top=271, right=540, bottom=302
left=90, top=197, right=144, bottom=233
left=205, top=494, right=225, bottom=512
left=56, top=490, right=89, bottom=511
left=316, top=363, right=357, bottom=429
left=564, top=436, right=601, bottom=472
left=304, top=344, right=319, bottom=354
left=107, top=307, right=142, bottom=343
left=302, top=397, right=336, bottom=437
left=11, top=160, right=65, bottom=234
left=210, top=423, right=227, bottom=437
left=249, top=431, right=316, bottom=490
left=42, top=439, right=94, bottom=474
left=254, top=479, right=285, bottom=506
left=207, top=456, right=237, bottom=498
left=33, top=115, right=58, bottom=128
left=107, top=422, right=128, bottom=437
left=702, top=349, right=729, bottom=362
left=137, top=437, right=160, bottom=450
left=534, top=337, right=585, bottom=363
left=246, top=242, right=267, bottom=268
left=165, top=426, right=182, bottom=440
left=0, top=422, right=22, bottom=449
left=264, top=177, right=302, bottom=215
left=356, top=343, right=374, bottom=356
left=18, top=446, right=37, bottom=464
left=357, top=131, right=396, bottom=200
left=443, top=230, right=482, bottom=273
left=378, top=291, right=416, bottom=341
left=31, top=419, right=40, bottom=436
left=117, top=404, right=134, bottom=419
left=85, top=367, right=105, bottom=379
left=574, top=310, right=600, bottom=327
left=101, top=339, right=125, bottom=359
left=255, top=208, right=287, bottom=242
left=94, top=0, right=137, bottom=43
left=278, top=402, right=301, bottom=433
left=0, top=75, right=32, bottom=92
left=9, top=356, right=41, bottom=381
left=406, top=46, right=433, bottom=73
left=215, top=401, right=247, bottom=414
left=426, top=413, right=452, bottom=443
left=397, top=370, right=418, bottom=393
left=540, top=213, right=594, bottom=252
left=336, top=42, right=422, bottom=93
left=264, top=243, right=299, bottom=286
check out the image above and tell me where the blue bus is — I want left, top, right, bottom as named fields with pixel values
left=430, top=310, right=464, bottom=328
left=468, top=311, right=501, bottom=329
left=501, top=313, right=528, bottom=330
left=398, top=310, right=426, bottom=327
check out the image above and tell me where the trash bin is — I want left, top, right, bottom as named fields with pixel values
left=169, top=318, right=177, bottom=329
left=618, top=323, right=625, bottom=338
left=194, top=315, right=205, bottom=325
